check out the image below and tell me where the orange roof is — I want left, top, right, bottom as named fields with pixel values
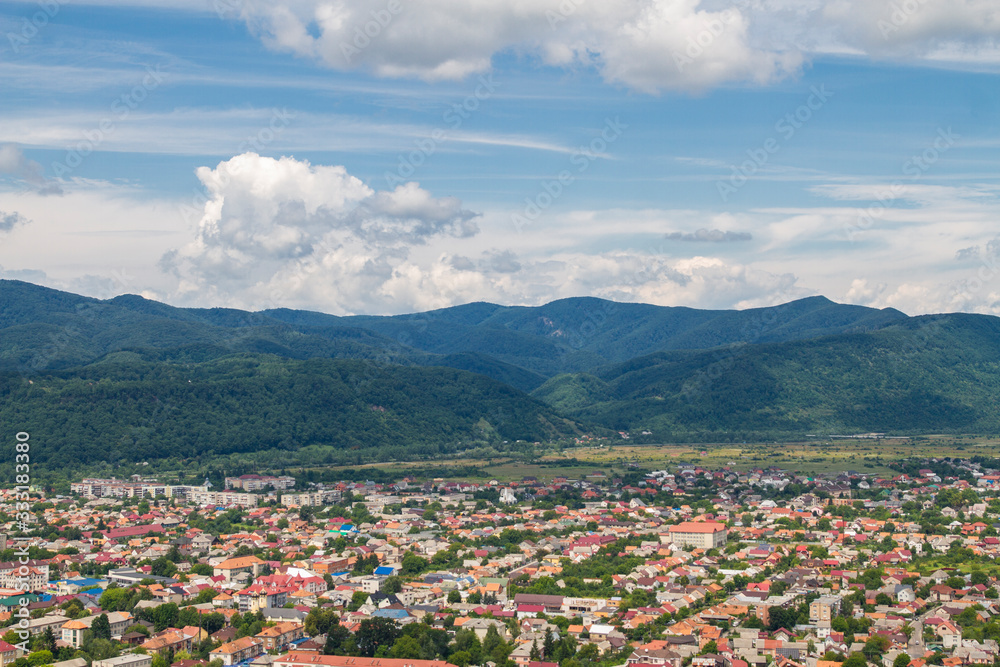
left=214, top=637, right=262, bottom=654
left=670, top=522, right=726, bottom=534
left=217, top=555, right=265, bottom=569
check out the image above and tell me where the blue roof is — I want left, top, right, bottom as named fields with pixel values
left=374, top=566, right=397, bottom=576
left=69, top=577, right=105, bottom=586
left=372, top=608, right=409, bottom=619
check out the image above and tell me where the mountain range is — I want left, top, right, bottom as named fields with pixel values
left=2, top=279, right=998, bottom=470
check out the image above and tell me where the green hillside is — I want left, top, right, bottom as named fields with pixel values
left=5, top=279, right=1000, bottom=462
left=0, top=354, right=579, bottom=474
left=538, top=313, right=1000, bottom=441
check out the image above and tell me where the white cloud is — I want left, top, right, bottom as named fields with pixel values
left=0, top=183, right=189, bottom=298
left=4, top=154, right=1000, bottom=317
left=53, top=0, right=1000, bottom=93
left=161, top=152, right=481, bottom=311
left=822, top=0, right=1000, bottom=58
left=0, top=144, right=62, bottom=195
left=202, top=0, right=1000, bottom=92
left=0, top=210, right=29, bottom=233
left=0, top=107, right=574, bottom=158
left=227, top=0, right=803, bottom=92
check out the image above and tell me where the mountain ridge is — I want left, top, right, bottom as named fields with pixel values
left=3, top=278, right=998, bottom=464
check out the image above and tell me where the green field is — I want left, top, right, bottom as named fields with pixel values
left=244, top=435, right=1000, bottom=483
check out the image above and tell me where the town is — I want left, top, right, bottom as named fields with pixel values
left=2, top=457, right=1000, bottom=667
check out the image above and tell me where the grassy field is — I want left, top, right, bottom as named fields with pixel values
left=130, top=435, right=1000, bottom=486
left=256, top=435, right=1000, bottom=483
left=555, top=436, right=1000, bottom=478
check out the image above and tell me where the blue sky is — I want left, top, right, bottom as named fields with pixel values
left=1, top=0, right=999, bottom=316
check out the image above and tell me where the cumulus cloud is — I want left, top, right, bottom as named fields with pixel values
left=162, top=152, right=481, bottom=313
left=232, top=0, right=803, bottom=92
left=822, top=0, right=1000, bottom=58
left=0, top=211, right=29, bottom=233
left=159, top=153, right=808, bottom=314
left=665, top=228, right=753, bottom=242
left=0, top=144, right=62, bottom=195
left=956, top=245, right=980, bottom=261
left=224, top=0, right=1000, bottom=92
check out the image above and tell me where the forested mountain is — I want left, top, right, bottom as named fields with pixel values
left=0, top=354, right=578, bottom=473
left=534, top=313, right=1000, bottom=441
left=2, top=279, right=1000, bottom=464
left=1, top=280, right=906, bottom=380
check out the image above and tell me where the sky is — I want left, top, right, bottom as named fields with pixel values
left=1, top=0, right=999, bottom=316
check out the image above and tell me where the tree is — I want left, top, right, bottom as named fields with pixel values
left=348, top=591, right=368, bottom=612
left=843, top=653, right=868, bottom=667
left=452, top=629, right=482, bottom=665
left=864, top=635, right=890, bottom=660
left=543, top=629, right=555, bottom=659
left=91, top=614, right=112, bottom=641
left=383, top=576, right=403, bottom=595
left=390, top=636, right=421, bottom=660
left=82, top=636, right=118, bottom=662
left=447, top=590, right=461, bottom=605
left=767, top=606, right=798, bottom=632
left=195, top=588, right=219, bottom=604
left=356, top=617, right=402, bottom=657
left=324, top=624, right=352, bottom=656
left=401, top=552, right=428, bottom=576
left=894, top=652, right=911, bottom=667
left=306, top=609, right=340, bottom=637
left=152, top=603, right=179, bottom=632
left=150, top=557, right=177, bottom=578
left=27, top=651, right=53, bottom=667
left=701, top=641, right=718, bottom=655
left=40, top=627, right=57, bottom=654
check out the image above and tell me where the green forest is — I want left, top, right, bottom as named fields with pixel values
left=4, top=279, right=1000, bottom=473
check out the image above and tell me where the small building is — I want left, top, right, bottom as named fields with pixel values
left=211, top=637, right=264, bottom=666
left=214, top=556, right=265, bottom=583
left=93, top=654, right=154, bottom=667
left=664, top=522, right=728, bottom=550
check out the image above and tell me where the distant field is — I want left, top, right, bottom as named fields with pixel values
left=267, top=436, right=1000, bottom=483
left=555, top=436, right=1000, bottom=477
left=119, top=435, right=1000, bottom=486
